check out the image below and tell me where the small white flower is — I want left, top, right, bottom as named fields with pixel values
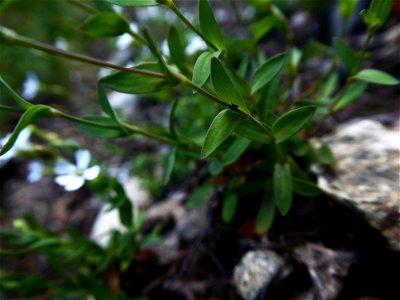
left=116, top=33, right=134, bottom=50
left=54, top=149, right=100, bottom=192
left=0, top=127, right=32, bottom=166
left=27, top=160, right=44, bottom=183
left=22, top=72, right=39, bottom=100
left=54, top=37, right=68, bottom=51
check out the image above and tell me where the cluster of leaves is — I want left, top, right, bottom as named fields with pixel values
left=0, top=0, right=398, bottom=298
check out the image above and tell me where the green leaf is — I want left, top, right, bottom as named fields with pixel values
left=338, top=0, right=358, bottom=20
left=0, top=105, right=54, bottom=156
left=222, top=137, right=251, bottom=166
left=201, top=109, right=243, bottom=158
left=234, top=119, right=273, bottom=144
left=106, top=0, right=160, bottom=6
left=199, top=0, right=225, bottom=50
left=255, top=197, right=275, bottom=234
left=28, top=238, right=61, bottom=250
left=368, top=0, right=393, bottom=25
left=163, top=146, right=176, bottom=185
left=222, top=193, right=238, bottom=223
left=0, top=76, right=33, bottom=109
left=320, top=73, right=338, bottom=97
left=168, top=26, right=189, bottom=74
left=333, top=39, right=357, bottom=74
left=82, top=12, right=130, bottom=37
left=192, top=51, right=220, bottom=88
left=272, top=106, right=315, bottom=143
left=251, top=15, right=277, bottom=41
left=292, top=177, right=320, bottom=197
left=273, top=163, right=292, bottom=216
left=353, top=69, right=399, bottom=85
left=76, top=115, right=127, bottom=138
left=187, top=181, right=213, bottom=208
left=211, top=58, right=248, bottom=113
left=332, top=81, right=367, bottom=111
left=360, top=9, right=383, bottom=30
left=318, top=142, right=334, bottom=164
left=259, top=76, right=279, bottom=123
left=251, top=53, right=286, bottom=94
left=100, top=62, right=168, bottom=94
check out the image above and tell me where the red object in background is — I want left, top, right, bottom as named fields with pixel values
left=393, top=0, right=400, bottom=15
left=238, top=220, right=258, bottom=239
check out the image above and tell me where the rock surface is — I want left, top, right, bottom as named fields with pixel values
left=233, top=250, right=284, bottom=300
left=313, top=119, right=400, bottom=251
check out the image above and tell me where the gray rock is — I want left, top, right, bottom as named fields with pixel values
left=294, top=243, right=354, bottom=300
left=233, top=250, right=284, bottom=300
left=312, top=120, right=400, bottom=251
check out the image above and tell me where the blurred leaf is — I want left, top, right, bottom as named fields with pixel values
left=292, top=177, right=320, bottom=196
left=187, top=181, right=213, bottom=208
left=251, top=15, right=277, bottom=41
left=0, top=76, right=33, bottom=109
left=97, top=85, right=126, bottom=133
left=353, top=69, right=399, bottom=85
left=255, top=197, right=275, bottom=234
left=192, top=51, right=221, bottom=88
left=223, top=136, right=251, bottom=165
left=332, top=81, right=367, bottom=111
left=28, top=238, right=61, bottom=250
left=202, top=109, right=243, bottom=158
left=333, top=39, right=357, bottom=75
left=235, top=119, right=273, bottom=144
left=199, top=0, right=225, bottom=50
left=338, top=0, right=358, bottom=20
left=320, top=73, right=338, bottom=97
left=100, top=63, right=168, bottom=94
left=360, top=9, right=383, bottom=30
left=287, top=47, right=302, bottom=75
left=77, top=115, right=127, bottom=138
left=209, top=159, right=223, bottom=175
left=273, top=163, right=292, bottom=215
left=318, top=142, right=334, bottom=164
left=163, top=146, right=176, bottom=184
left=82, top=12, right=129, bottom=37
left=259, top=76, right=279, bottom=123
left=272, top=106, right=315, bottom=143
left=168, top=26, right=189, bottom=74
left=0, top=105, right=54, bottom=156
left=211, top=58, right=248, bottom=113
left=106, top=0, right=160, bottom=6
left=366, top=0, right=394, bottom=29
left=0, top=275, right=48, bottom=297
left=78, top=274, right=114, bottom=300
left=251, top=53, right=286, bottom=94
left=222, top=193, right=238, bottom=223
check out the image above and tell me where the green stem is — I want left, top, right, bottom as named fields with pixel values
left=168, top=1, right=218, bottom=51
left=0, top=105, right=25, bottom=113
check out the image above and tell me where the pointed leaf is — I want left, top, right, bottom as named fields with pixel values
left=332, top=81, right=367, bottom=111
left=211, top=58, right=248, bottom=113
left=273, top=163, right=292, bottom=215
left=163, top=146, right=176, bottom=185
left=272, top=106, right=315, bottom=143
left=353, top=69, right=399, bottom=85
left=255, top=197, right=275, bottom=234
left=199, top=0, right=225, bottom=50
left=234, top=119, right=273, bottom=144
left=100, top=63, right=168, bottom=94
left=76, top=115, right=127, bottom=138
left=333, top=39, right=357, bottom=74
left=251, top=15, right=277, bottom=41
left=192, top=51, right=220, bottom=88
left=318, top=142, right=334, bottom=165
left=222, top=137, right=251, bottom=166
left=251, top=53, right=286, bottom=94
left=222, top=193, right=238, bottom=223
left=106, top=0, right=160, bottom=6
left=338, top=0, right=358, bottom=20
left=202, top=109, right=243, bottom=158
left=82, top=12, right=130, bottom=37
left=0, top=76, right=33, bottom=109
left=168, top=26, right=189, bottom=74
left=368, top=0, right=393, bottom=24
left=0, top=105, right=54, bottom=156
left=292, top=177, right=320, bottom=197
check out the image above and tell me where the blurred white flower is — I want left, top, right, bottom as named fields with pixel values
left=54, top=37, right=68, bottom=51
left=116, top=33, right=134, bottom=50
left=22, top=72, right=39, bottom=100
left=27, top=160, right=44, bottom=183
left=185, top=36, right=207, bottom=56
left=54, top=149, right=100, bottom=191
left=0, top=127, right=32, bottom=166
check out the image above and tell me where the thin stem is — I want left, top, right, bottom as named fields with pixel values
left=0, top=105, right=25, bottom=113
left=0, top=27, right=165, bottom=79
left=169, top=2, right=218, bottom=51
